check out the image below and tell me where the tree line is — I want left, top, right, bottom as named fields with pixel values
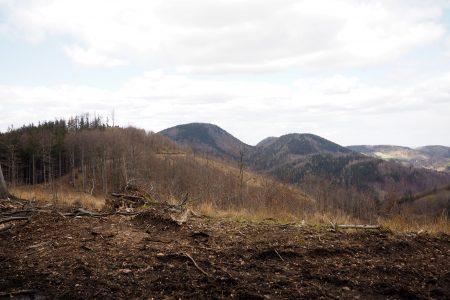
left=1, top=114, right=445, bottom=222
left=0, top=114, right=311, bottom=215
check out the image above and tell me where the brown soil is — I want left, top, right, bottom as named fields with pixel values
left=1, top=208, right=449, bottom=299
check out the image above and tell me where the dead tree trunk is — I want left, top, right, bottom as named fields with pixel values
left=0, top=164, right=9, bottom=199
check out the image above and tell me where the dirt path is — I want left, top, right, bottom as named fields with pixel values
left=0, top=211, right=449, bottom=299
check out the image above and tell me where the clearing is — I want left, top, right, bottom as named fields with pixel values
left=0, top=200, right=449, bottom=299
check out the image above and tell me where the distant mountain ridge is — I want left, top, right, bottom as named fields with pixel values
left=348, top=145, right=450, bottom=172
left=159, top=123, right=252, bottom=160
left=416, top=145, right=450, bottom=159
left=251, top=133, right=353, bottom=171
left=159, top=123, right=450, bottom=200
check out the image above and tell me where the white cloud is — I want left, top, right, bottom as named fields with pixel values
left=63, top=44, right=128, bottom=68
left=0, top=0, right=445, bottom=72
left=0, top=70, right=449, bottom=146
left=0, top=0, right=448, bottom=147
left=294, top=74, right=359, bottom=95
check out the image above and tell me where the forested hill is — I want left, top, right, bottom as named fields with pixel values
left=2, top=116, right=449, bottom=221
left=159, top=123, right=450, bottom=203
left=159, top=123, right=253, bottom=160
left=0, top=114, right=311, bottom=217
left=348, top=145, right=450, bottom=172
left=0, top=114, right=175, bottom=188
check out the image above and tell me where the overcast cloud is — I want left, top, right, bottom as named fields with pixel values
left=0, top=0, right=449, bottom=147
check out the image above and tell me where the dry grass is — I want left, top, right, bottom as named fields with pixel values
left=196, top=201, right=298, bottom=223
left=10, top=185, right=105, bottom=210
left=196, top=202, right=358, bottom=226
left=380, top=213, right=450, bottom=234
left=193, top=156, right=268, bottom=188
left=156, top=152, right=269, bottom=188
left=197, top=202, right=450, bottom=234
left=8, top=185, right=450, bottom=234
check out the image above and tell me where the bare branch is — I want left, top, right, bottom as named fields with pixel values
left=184, top=252, right=210, bottom=277
left=0, top=217, right=29, bottom=224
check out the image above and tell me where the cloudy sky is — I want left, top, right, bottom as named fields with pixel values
left=0, top=0, right=450, bottom=147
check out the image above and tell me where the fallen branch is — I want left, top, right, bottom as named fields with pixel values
left=110, top=193, right=146, bottom=202
left=0, top=216, right=29, bottom=224
left=114, top=211, right=139, bottom=216
left=0, top=209, right=53, bottom=216
left=217, top=266, right=237, bottom=282
left=63, top=208, right=138, bottom=218
left=184, top=252, right=209, bottom=277
left=64, top=208, right=108, bottom=218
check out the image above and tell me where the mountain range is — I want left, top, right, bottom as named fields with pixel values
left=159, top=123, right=252, bottom=160
left=160, top=123, right=450, bottom=200
left=347, top=145, right=450, bottom=172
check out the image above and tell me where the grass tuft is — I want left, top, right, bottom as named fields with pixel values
left=10, top=185, right=105, bottom=210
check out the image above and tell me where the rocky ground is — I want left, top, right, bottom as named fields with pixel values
left=0, top=200, right=449, bottom=299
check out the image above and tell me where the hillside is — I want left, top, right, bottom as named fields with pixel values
left=159, top=123, right=253, bottom=161
left=348, top=145, right=450, bottom=172
left=2, top=117, right=449, bottom=222
left=1, top=118, right=450, bottom=300
left=0, top=116, right=311, bottom=218
left=1, top=199, right=449, bottom=299
left=160, top=124, right=450, bottom=204
left=416, top=145, right=450, bottom=160
left=251, top=133, right=353, bottom=171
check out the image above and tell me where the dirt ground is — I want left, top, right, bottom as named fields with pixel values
left=0, top=203, right=449, bottom=299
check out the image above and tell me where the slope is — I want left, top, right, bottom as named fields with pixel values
left=159, top=123, right=253, bottom=161
left=251, top=133, right=353, bottom=170
left=348, top=145, right=450, bottom=172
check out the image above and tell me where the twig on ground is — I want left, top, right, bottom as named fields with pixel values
left=184, top=252, right=210, bottom=277
left=274, top=249, right=285, bottom=261
left=26, top=241, right=51, bottom=250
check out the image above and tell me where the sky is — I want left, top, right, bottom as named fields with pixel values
left=0, top=0, right=450, bottom=147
